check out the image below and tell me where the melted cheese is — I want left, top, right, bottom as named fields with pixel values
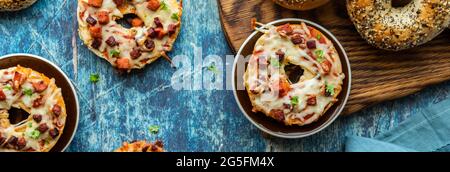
left=244, top=23, right=345, bottom=126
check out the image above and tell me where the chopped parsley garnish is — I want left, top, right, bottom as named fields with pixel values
left=29, top=130, right=40, bottom=139
left=90, top=74, right=100, bottom=83
left=171, top=13, right=179, bottom=21
left=206, top=64, right=219, bottom=75
left=28, top=122, right=32, bottom=128
left=291, top=96, right=299, bottom=106
left=23, top=88, right=33, bottom=96
left=315, top=49, right=325, bottom=63
left=160, top=1, right=169, bottom=11
left=3, top=85, right=12, bottom=90
left=149, top=125, right=160, bottom=134
left=325, top=82, right=335, bottom=96
left=317, top=33, right=322, bottom=40
left=270, top=58, right=280, bottom=67
left=109, top=49, right=120, bottom=57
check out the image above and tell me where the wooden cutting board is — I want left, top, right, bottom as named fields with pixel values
left=218, top=0, right=450, bottom=115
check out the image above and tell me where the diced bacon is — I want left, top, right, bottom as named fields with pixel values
left=304, top=113, right=315, bottom=121
left=276, top=24, right=293, bottom=36
left=270, top=109, right=285, bottom=122
left=307, top=95, right=317, bottom=106
left=0, top=90, right=6, bottom=101
left=276, top=79, right=291, bottom=98
left=321, top=60, right=332, bottom=74
left=12, top=72, right=25, bottom=91
left=32, top=81, right=48, bottom=93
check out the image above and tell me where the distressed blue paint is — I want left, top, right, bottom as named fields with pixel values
left=0, top=0, right=449, bottom=152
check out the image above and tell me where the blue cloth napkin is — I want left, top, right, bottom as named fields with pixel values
left=346, top=98, right=450, bottom=152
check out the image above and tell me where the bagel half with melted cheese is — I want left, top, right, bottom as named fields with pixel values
left=0, top=66, right=66, bottom=152
left=115, top=140, right=164, bottom=152
left=244, top=23, right=345, bottom=126
left=77, top=0, right=183, bottom=72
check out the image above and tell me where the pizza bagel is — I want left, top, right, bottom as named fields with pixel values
left=244, top=22, right=345, bottom=126
left=0, top=66, right=66, bottom=152
left=115, top=140, right=164, bottom=152
left=77, top=0, right=183, bottom=71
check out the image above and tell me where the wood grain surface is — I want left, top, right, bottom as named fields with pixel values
left=1, top=0, right=450, bottom=152
left=218, top=0, right=450, bottom=115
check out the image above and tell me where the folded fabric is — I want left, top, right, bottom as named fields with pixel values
left=346, top=98, right=450, bottom=152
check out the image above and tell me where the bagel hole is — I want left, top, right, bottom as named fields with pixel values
left=391, top=0, right=412, bottom=8
left=115, top=14, right=141, bottom=29
left=284, top=64, right=304, bottom=84
left=7, top=108, right=30, bottom=125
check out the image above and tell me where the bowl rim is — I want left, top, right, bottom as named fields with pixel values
left=232, top=18, right=352, bottom=139
left=0, top=53, right=80, bottom=151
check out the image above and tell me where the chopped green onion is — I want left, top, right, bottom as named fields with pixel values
left=171, top=13, right=179, bottom=21
left=315, top=49, right=325, bottom=63
left=149, top=125, right=160, bottom=134
left=109, top=49, right=120, bottom=57
left=160, top=1, right=169, bottom=11
left=291, top=96, right=299, bottom=106
left=3, top=85, right=12, bottom=90
left=317, top=33, right=322, bottom=40
left=90, top=74, right=100, bottom=83
left=206, top=64, right=219, bottom=75
left=325, top=82, right=335, bottom=96
left=23, top=88, right=33, bottom=96
left=28, top=122, right=32, bottom=128
left=29, top=130, right=40, bottom=139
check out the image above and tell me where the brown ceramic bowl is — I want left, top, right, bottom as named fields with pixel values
left=232, top=18, right=351, bottom=139
left=0, top=53, right=79, bottom=151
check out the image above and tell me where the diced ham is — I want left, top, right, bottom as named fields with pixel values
left=130, top=18, right=144, bottom=27
left=147, top=0, right=161, bottom=11
left=116, top=58, right=131, bottom=70
left=88, top=0, right=103, bottom=8
left=97, top=11, right=109, bottom=25
left=89, top=26, right=102, bottom=38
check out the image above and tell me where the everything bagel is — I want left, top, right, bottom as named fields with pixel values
left=347, top=0, right=450, bottom=51
left=0, top=0, right=37, bottom=11
left=77, top=0, right=182, bottom=71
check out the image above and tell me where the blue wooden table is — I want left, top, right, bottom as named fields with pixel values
left=0, top=0, right=449, bottom=152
